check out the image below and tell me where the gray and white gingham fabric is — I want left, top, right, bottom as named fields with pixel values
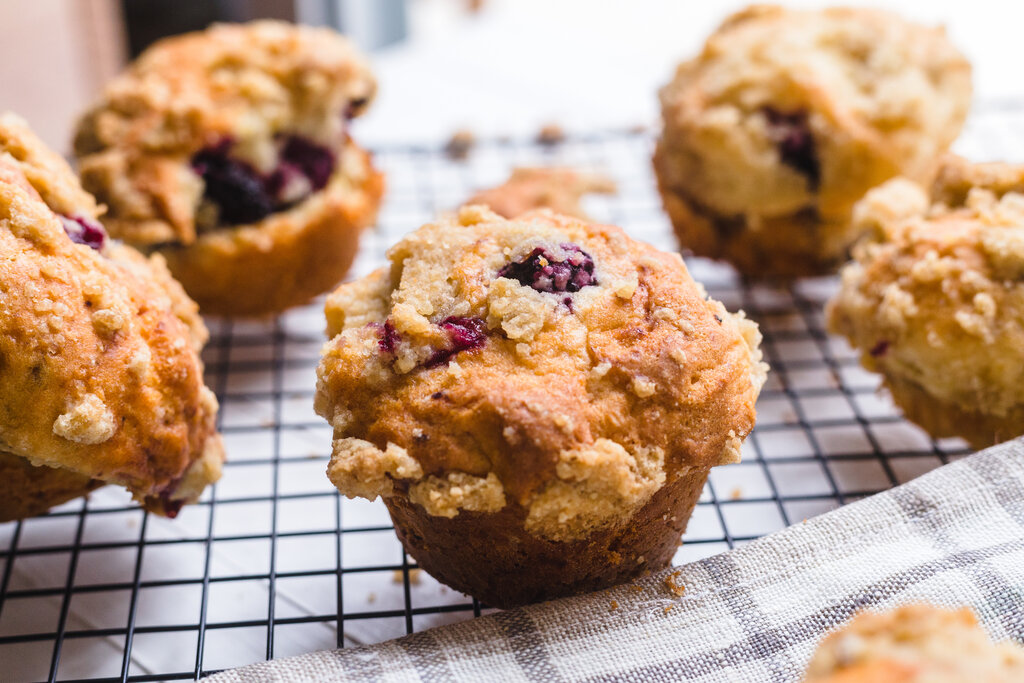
left=205, top=437, right=1024, bottom=682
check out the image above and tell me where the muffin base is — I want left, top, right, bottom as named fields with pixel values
left=884, top=375, right=1023, bottom=450
left=385, top=466, right=710, bottom=608
left=0, top=452, right=102, bottom=522
left=160, top=144, right=384, bottom=317
left=654, top=149, right=856, bottom=279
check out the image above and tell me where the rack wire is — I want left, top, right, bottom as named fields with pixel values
left=1, top=103, right=1022, bottom=681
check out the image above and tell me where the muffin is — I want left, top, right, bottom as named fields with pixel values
left=803, top=604, right=1024, bottom=682
left=827, top=157, right=1024, bottom=449
left=0, top=113, right=222, bottom=521
left=654, top=5, right=971, bottom=278
left=464, top=167, right=616, bottom=220
left=315, top=206, right=766, bottom=607
left=73, top=21, right=384, bottom=316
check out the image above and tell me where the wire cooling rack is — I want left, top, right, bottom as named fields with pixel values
left=2, top=103, right=1023, bottom=682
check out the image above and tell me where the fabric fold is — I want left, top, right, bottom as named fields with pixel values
left=205, top=437, right=1024, bottom=683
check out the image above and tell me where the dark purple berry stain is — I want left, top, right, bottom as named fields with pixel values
left=869, top=340, right=889, bottom=358
left=60, top=214, right=107, bottom=251
left=268, top=136, right=335, bottom=196
left=191, top=142, right=274, bottom=225
left=498, top=243, right=597, bottom=295
left=191, top=135, right=336, bottom=227
left=763, top=107, right=820, bottom=191
left=425, top=316, right=488, bottom=368
left=369, top=320, right=401, bottom=355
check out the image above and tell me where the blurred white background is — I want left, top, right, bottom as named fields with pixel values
left=1, top=0, right=1021, bottom=151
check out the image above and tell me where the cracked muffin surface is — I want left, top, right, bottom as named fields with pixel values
left=316, top=206, right=766, bottom=606
left=827, top=157, right=1024, bottom=449
left=803, top=605, right=1024, bottom=682
left=73, top=20, right=383, bottom=315
left=0, top=112, right=222, bottom=520
left=654, top=4, right=971, bottom=278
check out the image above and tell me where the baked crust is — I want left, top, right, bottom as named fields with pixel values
left=0, top=112, right=222, bottom=520
left=654, top=5, right=971, bottom=278
left=827, top=160, right=1024, bottom=448
left=73, top=21, right=381, bottom=315
left=316, top=206, right=766, bottom=604
left=158, top=140, right=383, bottom=316
left=463, top=167, right=616, bottom=220
left=803, top=605, right=1024, bottom=682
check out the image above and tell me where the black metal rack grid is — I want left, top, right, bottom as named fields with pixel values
left=1, top=103, right=1022, bottom=682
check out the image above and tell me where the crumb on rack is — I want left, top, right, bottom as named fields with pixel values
left=367, top=592, right=376, bottom=603
left=445, top=129, right=476, bottom=160
left=391, top=568, right=423, bottom=585
left=537, top=123, right=565, bottom=146
left=610, top=599, right=619, bottom=610
left=664, top=570, right=686, bottom=597
left=730, top=486, right=743, bottom=500
left=664, top=605, right=674, bottom=614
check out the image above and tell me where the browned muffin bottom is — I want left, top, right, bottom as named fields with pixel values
left=655, top=5, right=971, bottom=278
left=316, top=207, right=766, bottom=607
left=0, top=112, right=222, bottom=521
left=73, top=21, right=382, bottom=316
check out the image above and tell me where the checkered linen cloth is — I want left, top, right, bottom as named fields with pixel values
left=205, top=437, right=1024, bottom=682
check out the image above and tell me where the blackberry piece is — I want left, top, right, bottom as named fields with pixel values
left=59, top=214, right=107, bottom=251
left=426, top=316, right=488, bottom=368
left=191, top=144, right=274, bottom=226
left=763, top=107, right=821, bottom=191
left=498, top=243, right=597, bottom=294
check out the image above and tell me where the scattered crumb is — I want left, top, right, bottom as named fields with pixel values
left=307, top=451, right=320, bottom=459
left=664, top=570, right=686, bottom=597
left=630, top=585, right=644, bottom=593
left=391, top=568, right=422, bottom=585
left=536, top=123, right=565, bottom=146
left=730, top=487, right=743, bottom=500
left=367, top=592, right=376, bottom=604
left=628, top=123, right=648, bottom=135
left=664, top=605, right=674, bottom=614
left=445, top=129, right=476, bottom=160
left=610, top=600, right=619, bottom=610
left=462, top=167, right=615, bottom=220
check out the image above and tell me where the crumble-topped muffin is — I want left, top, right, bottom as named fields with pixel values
left=803, top=604, right=1024, bottom=682
left=463, top=167, right=616, bottom=220
left=654, top=5, right=971, bottom=278
left=315, top=206, right=766, bottom=607
left=827, top=157, right=1024, bottom=449
left=73, top=21, right=384, bottom=316
left=0, top=113, right=222, bottom=521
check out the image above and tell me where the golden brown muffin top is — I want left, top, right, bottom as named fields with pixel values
left=803, top=605, right=1024, bottom=682
left=316, top=207, right=766, bottom=541
left=463, top=167, right=616, bottom=220
left=74, top=21, right=376, bottom=246
left=827, top=158, right=1024, bottom=421
left=0, top=112, right=221, bottom=515
left=657, top=4, right=971, bottom=220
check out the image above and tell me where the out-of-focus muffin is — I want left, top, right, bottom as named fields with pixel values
left=654, top=5, right=971, bottom=277
left=73, top=21, right=384, bottom=316
left=827, top=157, right=1024, bottom=448
left=803, top=604, right=1024, bottom=682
